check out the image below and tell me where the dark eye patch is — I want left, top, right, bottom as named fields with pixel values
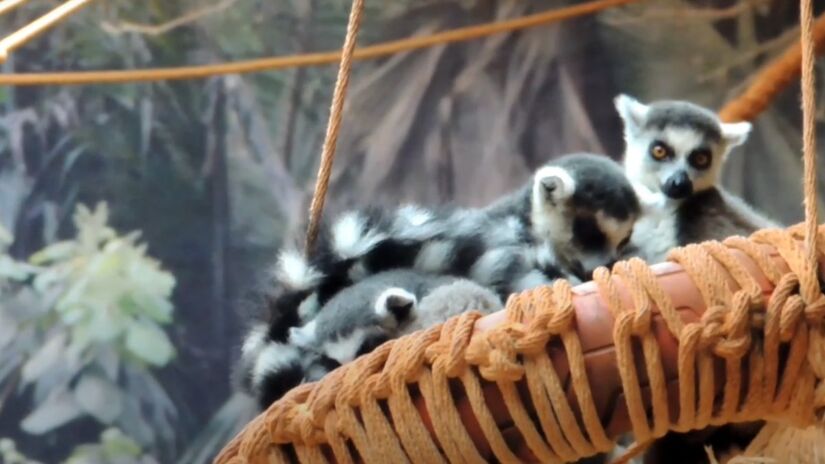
left=688, top=148, right=712, bottom=170
left=572, top=216, right=606, bottom=251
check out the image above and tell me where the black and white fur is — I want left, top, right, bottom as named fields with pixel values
left=290, top=269, right=503, bottom=367
left=242, top=270, right=502, bottom=408
left=239, top=153, right=641, bottom=409
left=615, top=94, right=780, bottom=264
left=299, top=152, right=640, bottom=309
left=289, top=269, right=459, bottom=365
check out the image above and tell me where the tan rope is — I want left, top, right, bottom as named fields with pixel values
left=214, top=225, right=825, bottom=463
left=0, top=0, right=31, bottom=17
left=719, top=10, right=825, bottom=122
left=0, top=0, right=94, bottom=63
left=0, top=0, right=638, bottom=85
left=800, top=0, right=819, bottom=283
left=303, top=0, right=364, bottom=255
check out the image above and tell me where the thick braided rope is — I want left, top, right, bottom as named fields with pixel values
left=0, top=0, right=638, bottom=85
left=800, top=0, right=820, bottom=293
left=797, top=0, right=825, bottom=422
left=304, top=0, right=364, bottom=254
left=0, top=0, right=94, bottom=63
left=214, top=225, right=825, bottom=463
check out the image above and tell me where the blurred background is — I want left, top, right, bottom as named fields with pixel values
left=1, top=0, right=824, bottom=462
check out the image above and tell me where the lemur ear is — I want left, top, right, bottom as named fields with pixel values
left=374, top=288, right=417, bottom=327
left=614, top=94, right=649, bottom=134
left=720, top=121, right=752, bottom=148
left=288, top=321, right=316, bottom=347
left=533, top=166, right=575, bottom=205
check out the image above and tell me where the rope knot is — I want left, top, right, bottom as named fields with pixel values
left=466, top=324, right=525, bottom=382
left=426, top=312, right=479, bottom=377
left=805, top=294, right=825, bottom=323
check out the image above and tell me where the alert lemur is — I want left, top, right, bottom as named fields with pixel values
left=614, top=95, right=782, bottom=464
left=615, top=94, right=780, bottom=264
left=238, top=153, right=642, bottom=408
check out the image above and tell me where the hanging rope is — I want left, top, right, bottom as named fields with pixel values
left=0, top=0, right=94, bottom=63
left=800, top=0, right=819, bottom=277
left=0, top=0, right=31, bottom=17
left=0, top=0, right=638, bottom=85
left=304, top=0, right=364, bottom=254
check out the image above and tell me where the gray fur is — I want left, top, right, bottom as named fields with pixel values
left=289, top=270, right=458, bottom=363
left=401, top=279, right=504, bottom=334
left=643, top=100, right=722, bottom=142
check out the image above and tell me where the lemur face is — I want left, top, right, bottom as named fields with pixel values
left=615, top=94, right=752, bottom=200
left=530, top=154, right=640, bottom=280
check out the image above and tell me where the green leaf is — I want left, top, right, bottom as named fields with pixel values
left=124, top=321, right=174, bottom=366
left=0, top=256, right=36, bottom=281
left=21, top=333, right=67, bottom=385
left=21, top=388, right=83, bottom=434
left=29, top=241, right=77, bottom=265
left=100, top=428, right=142, bottom=458
left=121, top=292, right=173, bottom=323
left=74, top=375, right=123, bottom=424
left=0, top=225, right=11, bottom=247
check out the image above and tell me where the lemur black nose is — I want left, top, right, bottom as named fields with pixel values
left=662, top=171, right=693, bottom=199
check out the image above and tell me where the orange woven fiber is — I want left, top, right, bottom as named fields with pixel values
left=214, top=224, right=825, bottom=464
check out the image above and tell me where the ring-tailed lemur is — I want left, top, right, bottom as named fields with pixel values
left=240, top=269, right=502, bottom=408
left=300, top=152, right=640, bottom=313
left=614, top=94, right=781, bottom=264
left=238, top=153, right=642, bottom=408
left=614, top=94, right=781, bottom=464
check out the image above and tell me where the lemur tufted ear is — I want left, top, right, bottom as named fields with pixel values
left=614, top=94, right=650, bottom=135
left=720, top=121, right=752, bottom=148
left=374, top=288, right=417, bottom=327
left=533, top=166, right=575, bottom=206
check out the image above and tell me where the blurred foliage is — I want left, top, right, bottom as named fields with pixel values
left=0, top=203, right=177, bottom=462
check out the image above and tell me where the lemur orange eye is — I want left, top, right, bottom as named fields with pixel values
left=649, top=141, right=671, bottom=161
left=688, top=148, right=712, bottom=170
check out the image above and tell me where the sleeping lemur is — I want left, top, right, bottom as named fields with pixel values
left=615, top=94, right=780, bottom=264
left=240, top=269, right=503, bottom=408
left=614, top=95, right=781, bottom=464
left=287, top=269, right=474, bottom=366
left=238, top=153, right=642, bottom=408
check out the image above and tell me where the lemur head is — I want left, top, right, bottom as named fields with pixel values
left=289, top=284, right=417, bottom=364
left=615, top=94, right=752, bottom=200
left=530, top=153, right=640, bottom=279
